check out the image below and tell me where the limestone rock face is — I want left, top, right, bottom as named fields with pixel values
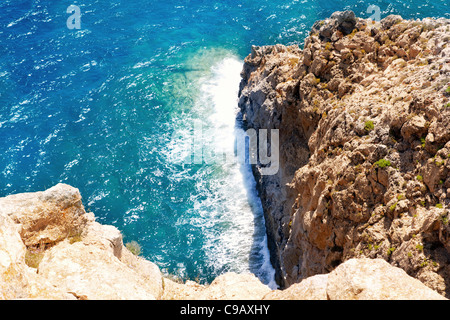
left=263, top=274, right=328, bottom=300
left=38, top=242, right=158, bottom=300
left=326, top=258, right=446, bottom=300
left=0, top=184, right=88, bottom=248
left=263, top=258, right=446, bottom=300
left=238, top=11, right=450, bottom=296
left=0, top=184, right=163, bottom=300
left=0, top=184, right=447, bottom=300
left=0, top=184, right=273, bottom=300
left=190, top=272, right=272, bottom=300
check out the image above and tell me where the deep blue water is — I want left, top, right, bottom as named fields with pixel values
left=0, top=0, right=448, bottom=286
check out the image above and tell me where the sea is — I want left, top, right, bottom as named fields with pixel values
left=0, top=0, right=448, bottom=288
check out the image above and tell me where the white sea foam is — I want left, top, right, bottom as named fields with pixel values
left=166, top=54, right=277, bottom=288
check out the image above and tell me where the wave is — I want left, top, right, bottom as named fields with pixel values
left=163, top=52, right=277, bottom=289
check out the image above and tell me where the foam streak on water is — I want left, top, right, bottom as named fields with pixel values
left=165, top=55, right=277, bottom=288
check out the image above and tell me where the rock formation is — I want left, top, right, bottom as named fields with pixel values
left=0, top=183, right=163, bottom=299
left=238, top=10, right=450, bottom=296
left=0, top=183, right=275, bottom=300
left=0, top=183, right=446, bottom=299
left=1, top=11, right=449, bottom=300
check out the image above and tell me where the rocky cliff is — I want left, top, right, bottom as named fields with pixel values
left=238, top=10, right=450, bottom=296
left=0, top=183, right=446, bottom=299
left=1, top=11, right=450, bottom=300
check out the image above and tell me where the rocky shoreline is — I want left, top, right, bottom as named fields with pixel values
left=0, top=183, right=446, bottom=299
left=238, top=11, right=450, bottom=296
left=1, top=11, right=449, bottom=300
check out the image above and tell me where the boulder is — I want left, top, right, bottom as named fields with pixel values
left=264, top=259, right=446, bottom=300
left=0, top=184, right=88, bottom=248
left=263, top=274, right=328, bottom=300
left=326, top=258, right=446, bottom=300
left=190, top=272, right=271, bottom=300
left=38, top=241, right=160, bottom=300
left=0, top=184, right=164, bottom=300
left=0, top=214, right=74, bottom=299
left=331, top=10, right=357, bottom=35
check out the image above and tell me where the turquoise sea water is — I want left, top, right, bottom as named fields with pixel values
left=0, top=0, right=448, bottom=286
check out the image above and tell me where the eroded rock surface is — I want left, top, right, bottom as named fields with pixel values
left=0, top=184, right=163, bottom=300
left=0, top=184, right=447, bottom=299
left=263, top=258, right=446, bottom=300
left=1, top=11, right=449, bottom=300
left=239, top=11, right=450, bottom=296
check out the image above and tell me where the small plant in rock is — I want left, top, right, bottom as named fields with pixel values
left=125, top=241, right=142, bottom=256
left=435, top=159, right=445, bottom=167
left=364, top=120, right=374, bottom=132
left=25, top=247, right=45, bottom=269
left=390, top=202, right=398, bottom=212
left=420, top=137, right=426, bottom=148
left=374, top=159, right=391, bottom=168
